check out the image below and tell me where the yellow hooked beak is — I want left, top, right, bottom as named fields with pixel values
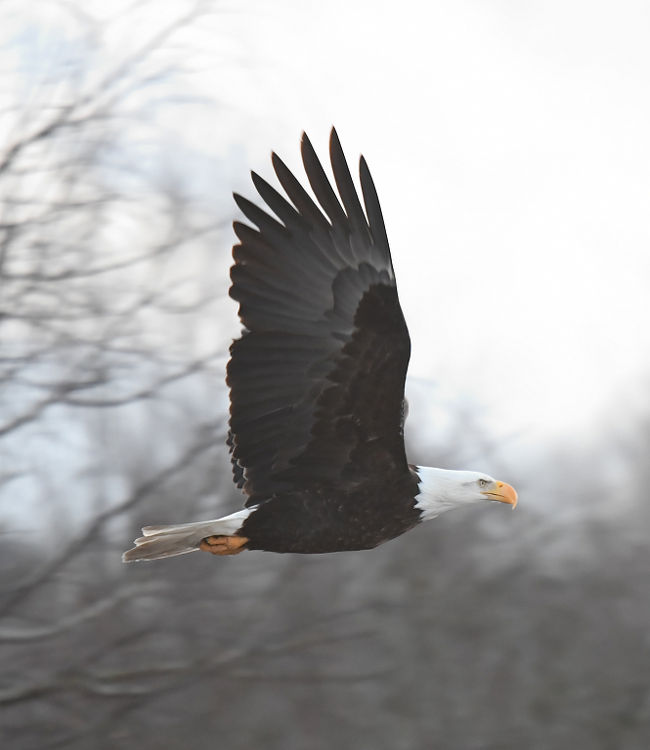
left=482, top=481, right=518, bottom=509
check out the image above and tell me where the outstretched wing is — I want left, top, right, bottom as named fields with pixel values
left=228, top=129, right=411, bottom=506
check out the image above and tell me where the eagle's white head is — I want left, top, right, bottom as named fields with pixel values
left=414, top=466, right=518, bottom=521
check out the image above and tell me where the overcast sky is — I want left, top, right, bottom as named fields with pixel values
left=4, top=0, right=650, bottom=451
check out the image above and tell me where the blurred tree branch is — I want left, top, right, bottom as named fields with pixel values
left=0, top=3, right=242, bottom=737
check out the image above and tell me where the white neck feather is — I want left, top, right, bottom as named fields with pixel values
left=414, top=465, right=482, bottom=521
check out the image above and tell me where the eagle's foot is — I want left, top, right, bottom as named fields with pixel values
left=199, top=535, right=249, bottom=555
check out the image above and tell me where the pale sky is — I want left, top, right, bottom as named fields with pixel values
left=4, top=0, right=650, bottom=449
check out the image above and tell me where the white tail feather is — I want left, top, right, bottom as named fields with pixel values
left=122, top=508, right=252, bottom=562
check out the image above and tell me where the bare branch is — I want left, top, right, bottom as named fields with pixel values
left=0, top=582, right=164, bottom=643
left=0, top=422, right=222, bottom=617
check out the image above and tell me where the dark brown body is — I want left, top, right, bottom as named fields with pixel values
left=239, top=471, right=422, bottom=553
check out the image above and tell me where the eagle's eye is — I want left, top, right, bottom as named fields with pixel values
left=478, top=478, right=489, bottom=488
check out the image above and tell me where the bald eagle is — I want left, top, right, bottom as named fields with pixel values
left=123, top=129, right=517, bottom=562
